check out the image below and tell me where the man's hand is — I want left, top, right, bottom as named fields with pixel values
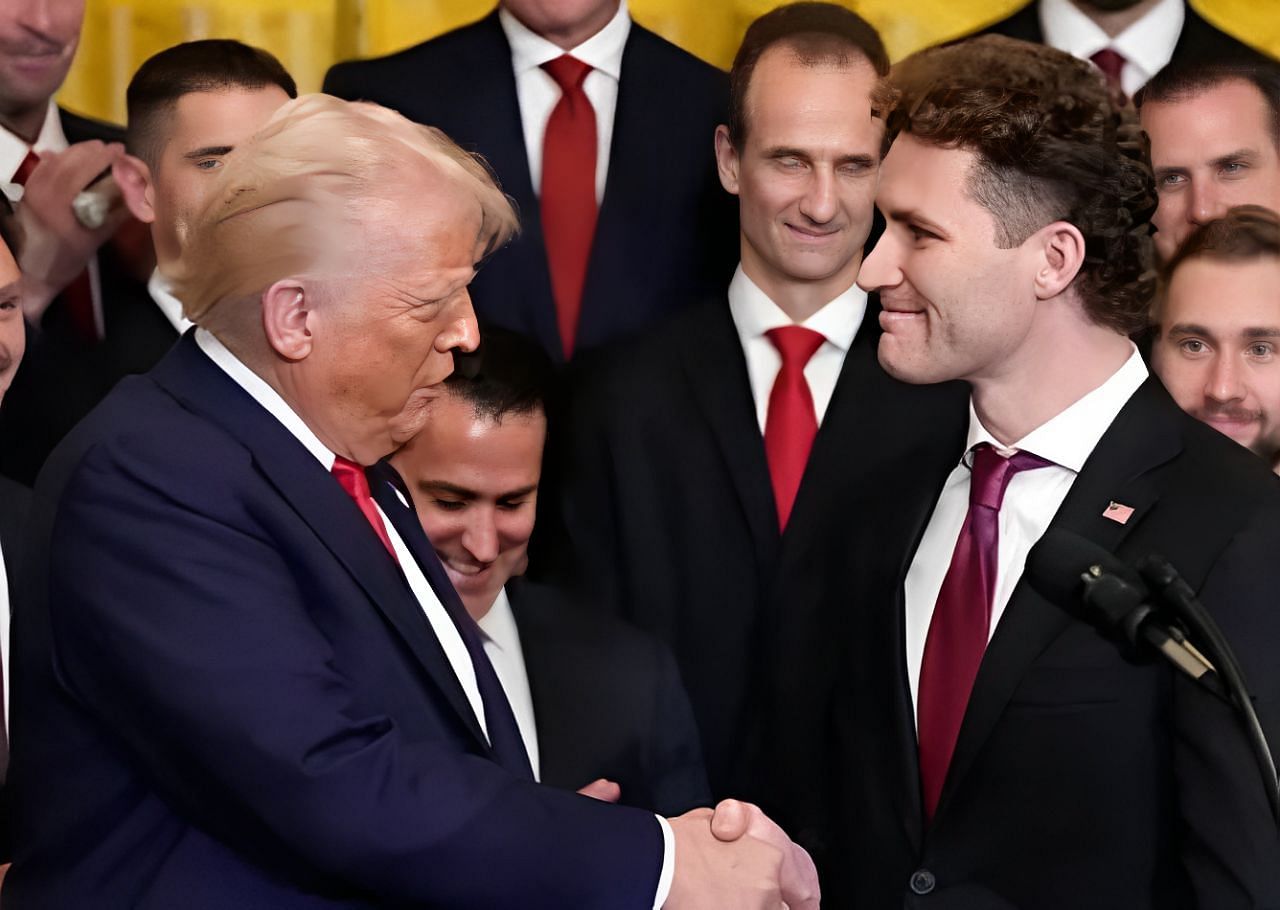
left=15, top=141, right=130, bottom=323
left=576, top=778, right=621, bottom=802
left=710, top=800, right=820, bottom=910
left=664, top=801, right=819, bottom=909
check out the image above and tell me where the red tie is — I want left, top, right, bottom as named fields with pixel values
left=917, top=443, right=1053, bottom=822
left=332, top=457, right=398, bottom=562
left=13, top=149, right=102, bottom=344
left=763, top=326, right=826, bottom=530
left=540, top=55, right=598, bottom=359
left=1090, top=48, right=1127, bottom=98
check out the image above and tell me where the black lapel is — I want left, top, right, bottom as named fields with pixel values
left=937, top=379, right=1183, bottom=818
left=678, top=303, right=780, bottom=571
left=463, top=13, right=562, bottom=357
left=505, top=578, right=560, bottom=779
left=150, top=335, right=489, bottom=749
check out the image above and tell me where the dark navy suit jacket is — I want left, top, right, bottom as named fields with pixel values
left=324, top=12, right=738, bottom=361
left=4, top=332, right=662, bottom=908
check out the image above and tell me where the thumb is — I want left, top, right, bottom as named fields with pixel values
left=709, top=798, right=750, bottom=842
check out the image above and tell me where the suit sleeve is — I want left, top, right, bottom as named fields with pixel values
left=48, top=435, right=664, bottom=908
left=1177, top=503, right=1280, bottom=906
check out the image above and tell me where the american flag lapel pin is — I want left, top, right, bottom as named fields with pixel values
left=1103, top=501, right=1135, bottom=524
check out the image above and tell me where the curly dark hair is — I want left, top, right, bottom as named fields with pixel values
left=886, top=35, right=1157, bottom=335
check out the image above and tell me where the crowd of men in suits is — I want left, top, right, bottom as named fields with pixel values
left=0, top=0, right=1279, bottom=905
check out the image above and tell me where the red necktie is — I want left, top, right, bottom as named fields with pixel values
left=13, top=149, right=102, bottom=344
left=763, top=326, right=826, bottom=530
left=917, top=443, right=1053, bottom=822
left=1090, top=48, right=1127, bottom=98
left=540, top=55, right=598, bottom=359
left=332, top=457, right=398, bottom=562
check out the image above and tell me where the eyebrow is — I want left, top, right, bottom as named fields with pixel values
left=762, top=146, right=876, bottom=168
left=183, top=145, right=234, bottom=160
left=883, top=206, right=948, bottom=235
left=417, top=481, right=538, bottom=501
left=1167, top=322, right=1280, bottom=339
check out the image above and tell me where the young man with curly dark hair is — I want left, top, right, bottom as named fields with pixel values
left=809, top=33, right=1280, bottom=909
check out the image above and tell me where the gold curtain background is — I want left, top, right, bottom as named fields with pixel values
left=60, top=0, right=1280, bottom=126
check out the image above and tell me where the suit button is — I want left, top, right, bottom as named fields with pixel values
left=910, top=869, right=936, bottom=895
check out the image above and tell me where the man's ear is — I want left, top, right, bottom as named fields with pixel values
left=112, top=154, right=157, bottom=224
left=1032, top=220, right=1087, bottom=301
left=261, top=280, right=313, bottom=361
left=714, top=124, right=741, bottom=196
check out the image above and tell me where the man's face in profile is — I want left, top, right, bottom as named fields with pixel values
left=0, top=235, right=25, bottom=405
left=1144, top=80, right=1280, bottom=261
left=392, top=393, right=544, bottom=619
left=1152, top=254, right=1280, bottom=464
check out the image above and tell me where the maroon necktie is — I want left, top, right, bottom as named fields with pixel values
left=540, top=55, right=598, bottom=358
left=763, top=326, right=826, bottom=530
left=13, top=149, right=102, bottom=344
left=917, top=443, right=1053, bottom=822
left=1090, top=48, right=1127, bottom=98
left=332, top=457, right=398, bottom=561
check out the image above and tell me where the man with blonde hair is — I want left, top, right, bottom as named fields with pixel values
left=4, top=95, right=817, bottom=909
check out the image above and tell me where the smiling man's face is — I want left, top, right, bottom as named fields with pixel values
left=715, top=43, right=882, bottom=311
left=392, top=393, right=545, bottom=620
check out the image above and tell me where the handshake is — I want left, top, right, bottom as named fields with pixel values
left=667, top=799, right=820, bottom=909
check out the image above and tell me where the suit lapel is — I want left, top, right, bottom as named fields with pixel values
left=937, top=380, right=1182, bottom=819
left=678, top=303, right=780, bottom=572
left=151, top=336, right=489, bottom=749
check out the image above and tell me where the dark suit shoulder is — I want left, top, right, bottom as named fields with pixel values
left=1170, top=403, right=1280, bottom=505
left=58, top=108, right=124, bottom=145
left=974, top=2, right=1042, bottom=42
left=624, top=21, right=726, bottom=82
left=510, top=578, right=672, bottom=667
left=324, top=12, right=504, bottom=99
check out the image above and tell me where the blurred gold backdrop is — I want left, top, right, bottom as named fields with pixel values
left=60, top=0, right=1280, bottom=125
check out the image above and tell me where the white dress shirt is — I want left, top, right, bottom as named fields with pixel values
left=727, top=265, right=868, bottom=434
left=147, top=269, right=194, bottom=335
left=1040, top=0, right=1184, bottom=97
left=195, top=329, right=674, bottom=905
left=0, top=99, right=106, bottom=335
left=904, top=347, right=1149, bottom=726
left=477, top=587, right=541, bottom=781
left=499, top=0, right=630, bottom=203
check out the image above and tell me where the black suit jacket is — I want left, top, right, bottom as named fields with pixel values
left=981, top=1, right=1271, bottom=64
left=506, top=576, right=710, bottom=815
left=0, top=110, right=174, bottom=485
left=813, top=379, right=1280, bottom=908
left=544, top=296, right=969, bottom=809
left=324, top=12, right=737, bottom=361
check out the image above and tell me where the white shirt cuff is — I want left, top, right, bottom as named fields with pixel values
left=652, top=814, right=675, bottom=908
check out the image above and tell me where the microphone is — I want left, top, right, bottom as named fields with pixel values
left=1025, top=529, right=1223, bottom=698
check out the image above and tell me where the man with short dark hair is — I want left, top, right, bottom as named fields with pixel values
left=548, top=2, right=965, bottom=817
left=1138, top=55, right=1280, bottom=260
left=390, top=327, right=710, bottom=816
left=323, top=0, right=736, bottom=361
left=1151, top=204, right=1280, bottom=472
left=113, top=40, right=297, bottom=334
left=824, top=34, right=1280, bottom=907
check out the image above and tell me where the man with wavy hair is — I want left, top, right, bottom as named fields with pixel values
left=817, top=34, right=1280, bottom=908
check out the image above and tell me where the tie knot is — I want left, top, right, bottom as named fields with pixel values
left=1090, top=48, right=1126, bottom=84
left=766, top=325, right=825, bottom=370
left=332, top=456, right=371, bottom=500
left=968, top=442, right=1053, bottom=511
left=542, top=55, right=592, bottom=92
left=12, top=149, right=39, bottom=186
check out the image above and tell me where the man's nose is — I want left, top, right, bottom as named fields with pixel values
left=461, top=509, right=499, bottom=563
left=1206, top=353, right=1245, bottom=404
left=798, top=168, right=838, bottom=226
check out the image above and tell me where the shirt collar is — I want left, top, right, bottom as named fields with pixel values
left=727, top=265, right=867, bottom=351
left=147, top=269, right=195, bottom=334
left=476, top=585, right=521, bottom=651
left=195, top=327, right=336, bottom=470
left=499, top=0, right=631, bottom=80
left=1039, top=0, right=1183, bottom=80
left=0, top=99, right=66, bottom=183
left=963, top=344, right=1148, bottom=473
